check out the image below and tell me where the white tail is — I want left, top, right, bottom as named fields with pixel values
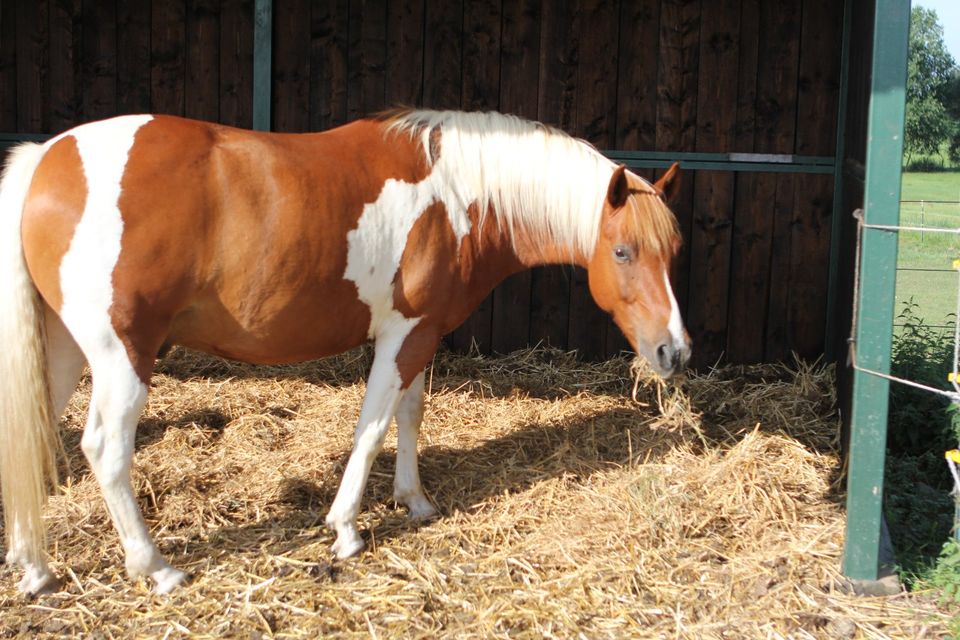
left=0, top=142, right=57, bottom=574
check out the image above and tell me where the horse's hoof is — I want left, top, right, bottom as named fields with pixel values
left=151, top=567, right=188, bottom=594
left=403, top=496, right=438, bottom=521
left=330, top=529, right=365, bottom=559
left=17, top=567, right=60, bottom=596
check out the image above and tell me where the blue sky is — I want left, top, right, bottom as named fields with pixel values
left=915, top=0, right=960, bottom=63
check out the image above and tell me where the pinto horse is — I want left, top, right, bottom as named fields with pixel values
left=0, top=109, right=690, bottom=594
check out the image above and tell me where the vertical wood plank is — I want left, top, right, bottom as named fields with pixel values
left=347, top=0, right=387, bottom=119
left=422, top=0, right=462, bottom=110
left=609, top=0, right=661, bottom=358
left=49, top=0, right=82, bottom=131
left=221, top=0, right=254, bottom=128
left=764, top=172, right=797, bottom=361
left=757, top=0, right=801, bottom=361
left=687, top=0, right=739, bottom=366
left=186, top=0, right=220, bottom=122
left=491, top=0, right=539, bottom=354
left=0, top=1, right=16, bottom=132
left=789, top=173, right=834, bottom=358
left=616, top=0, right=660, bottom=151
left=569, top=0, right=618, bottom=360
left=448, top=0, right=500, bottom=353
left=16, top=0, right=48, bottom=132
left=732, top=0, right=758, bottom=152
left=531, top=0, right=578, bottom=351
left=273, top=0, right=310, bottom=131
left=385, top=0, right=424, bottom=108
left=726, top=0, right=762, bottom=363
left=81, top=0, right=117, bottom=122
left=310, top=0, right=349, bottom=130
left=117, top=0, right=152, bottom=117
left=655, top=0, right=699, bottom=337
left=727, top=173, right=776, bottom=362
left=753, top=0, right=800, bottom=155
left=787, top=0, right=843, bottom=359
left=538, top=0, right=577, bottom=130
left=461, top=0, right=500, bottom=110
left=152, top=1, right=186, bottom=116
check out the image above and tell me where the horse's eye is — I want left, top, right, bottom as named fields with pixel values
left=613, top=245, right=631, bottom=264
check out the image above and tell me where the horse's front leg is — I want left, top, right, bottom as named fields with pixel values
left=393, top=370, right=437, bottom=519
left=326, top=327, right=428, bottom=558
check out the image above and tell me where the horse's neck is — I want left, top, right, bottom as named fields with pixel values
left=483, top=192, right=591, bottom=270
left=508, top=223, right=589, bottom=269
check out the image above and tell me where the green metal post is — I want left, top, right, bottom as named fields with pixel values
left=253, top=0, right=272, bottom=131
left=824, top=0, right=853, bottom=362
left=842, top=0, right=911, bottom=581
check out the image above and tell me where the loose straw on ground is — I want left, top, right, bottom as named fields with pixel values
left=0, top=346, right=952, bottom=638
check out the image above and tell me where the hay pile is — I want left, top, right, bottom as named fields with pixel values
left=0, top=346, right=951, bottom=638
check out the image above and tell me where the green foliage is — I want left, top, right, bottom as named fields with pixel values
left=928, top=539, right=960, bottom=607
left=885, top=302, right=957, bottom=587
left=904, top=7, right=959, bottom=165
left=888, top=301, right=957, bottom=452
left=905, top=96, right=954, bottom=161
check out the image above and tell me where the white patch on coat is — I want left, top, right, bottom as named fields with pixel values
left=664, top=268, right=686, bottom=348
left=343, top=153, right=473, bottom=343
left=58, top=115, right=152, bottom=375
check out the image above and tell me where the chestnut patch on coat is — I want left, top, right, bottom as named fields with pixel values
left=21, top=136, right=87, bottom=313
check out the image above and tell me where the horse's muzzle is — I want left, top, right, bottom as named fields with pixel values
left=655, top=341, right=691, bottom=378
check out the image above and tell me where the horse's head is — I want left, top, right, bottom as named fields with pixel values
left=587, top=163, right=691, bottom=378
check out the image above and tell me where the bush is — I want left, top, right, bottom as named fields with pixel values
left=885, top=301, right=960, bottom=595
left=888, top=301, right=957, bottom=452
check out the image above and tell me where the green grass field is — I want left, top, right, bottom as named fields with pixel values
left=895, top=171, right=960, bottom=328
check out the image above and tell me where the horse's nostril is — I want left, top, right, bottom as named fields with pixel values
left=656, top=344, right=672, bottom=369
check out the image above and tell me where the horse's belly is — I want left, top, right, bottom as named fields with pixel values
left=169, top=282, right=374, bottom=365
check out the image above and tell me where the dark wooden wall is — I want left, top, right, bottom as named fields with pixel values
left=0, top=0, right=844, bottom=366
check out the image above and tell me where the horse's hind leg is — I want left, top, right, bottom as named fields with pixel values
left=78, top=341, right=186, bottom=593
left=44, top=304, right=86, bottom=418
left=393, top=371, right=436, bottom=519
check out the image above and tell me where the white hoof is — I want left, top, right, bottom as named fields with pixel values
left=151, top=566, right=188, bottom=594
left=396, top=492, right=438, bottom=520
left=327, top=514, right=365, bottom=558
left=17, top=565, right=59, bottom=596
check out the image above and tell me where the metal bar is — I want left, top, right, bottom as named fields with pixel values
left=843, top=0, right=911, bottom=582
left=603, top=149, right=835, bottom=165
left=824, top=0, right=854, bottom=362
left=252, top=0, right=272, bottom=131
left=604, top=156, right=835, bottom=174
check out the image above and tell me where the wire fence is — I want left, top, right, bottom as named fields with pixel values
left=896, top=199, right=960, bottom=330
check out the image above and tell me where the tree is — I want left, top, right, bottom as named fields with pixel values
left=942, top=69, right=960, bottom=164
left=904, top=7, right=957, bottom=164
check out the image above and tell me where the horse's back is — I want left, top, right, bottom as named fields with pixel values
left=21, top=115, right=431, bottom=371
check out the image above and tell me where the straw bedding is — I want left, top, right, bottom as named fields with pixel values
left=0, top=346, right=951, bottom=638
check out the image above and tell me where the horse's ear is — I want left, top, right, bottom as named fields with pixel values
left=606, top=164, right=629, bottom=209
left=654, top=162, right=682, bottom=203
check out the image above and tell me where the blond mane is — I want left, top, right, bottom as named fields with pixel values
left=382, top=109, right=680, bottom=261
